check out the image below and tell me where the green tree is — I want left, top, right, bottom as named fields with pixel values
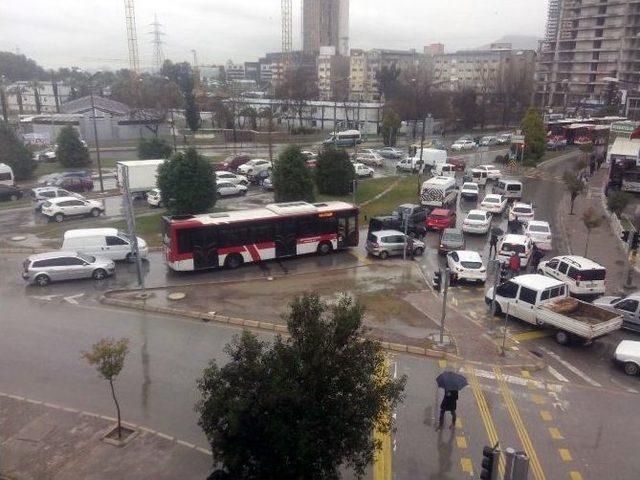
left=582, top=206, right=604, bottom=256
left=137, top=137, right=173, bottom=159
left=562, top=170, right=586, bottom=215
left=521, top=108, right=546, bottom=161
left=82, top=338, right=129, bottom=439
left=184, top=92, right=201, bottom=133
left=157, top=148, right=216, bottom=215
left=381, top=108, right=401, bottom=146
left=196, top=293, right=406, bottom=479
left=607, top=190, right=632, bottom=217
left=315, top=147, right=355, bottom=196
left=56, top=125, right=91, bottom=168
left=452, top=88, right=478, bottom=130
left=0, top=122, right=36, bottom=180
left=272, top=144, right=315, bottom=203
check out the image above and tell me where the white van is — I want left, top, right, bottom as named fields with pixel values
left=396, top=157, right=421, bottom=173
left=537, top=255, right=606, bottom=297
left=431, top=163, right=456, bottom=178
left=62, top=228, right=149, bottom=262
left=415, top=148, right=447, bottom=168
left=493, top=179, right=523, bottom=200
left=469, top=168, right=488, bottom=186
left=420, top=176, right=458, bottom=208
left=0, top=163, right=15, bottom=186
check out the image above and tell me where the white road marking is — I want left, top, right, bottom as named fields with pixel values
left=538, top=346, right=602, bottom=387
left=30, top=295, right=61, bottom=301
left=63, top=293, right=85, bottom=305
left=547, top=366, right=569, bottom=383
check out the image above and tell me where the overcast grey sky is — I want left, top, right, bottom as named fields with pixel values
left=0, top=0, right=547, bottom=70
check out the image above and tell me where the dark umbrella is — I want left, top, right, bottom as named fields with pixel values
left=436, top=371, right=468, bottom=391
left=491, top=227, right=504, bottom=237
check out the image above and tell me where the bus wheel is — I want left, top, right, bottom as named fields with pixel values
left=225, top=253, right=244, bottom=269
left=318, top=242, right=333, bottom=255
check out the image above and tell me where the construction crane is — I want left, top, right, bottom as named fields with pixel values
left=124, top=0, right=140, bottom=73
left=281, top=0, right=292, bottom=67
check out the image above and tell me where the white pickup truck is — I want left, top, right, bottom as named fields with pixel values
left=485, top=274, right=622, bottom=345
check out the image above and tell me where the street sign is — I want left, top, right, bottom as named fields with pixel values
left=512, top=134, right=525, bottom=144
left=611, top=121, right=640, bottom=135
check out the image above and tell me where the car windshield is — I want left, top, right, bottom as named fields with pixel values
left=77, top=253, right=95, bottom=263
left=460, top=261, right=482, bottom=269
left=574, top=269, right=606, bottom=281
left=485, top=197, right=499, bottom=203
left=502, top=243, right=525, bottom=254
left=468, top=214, right=485, bottom=221
left=442, top=232, right=463, bottom=242
left=463, top=184, right=478, bottom=190
left=514, top=207, right=531, bottom=213
left=529, top=225, right=549, bottom=233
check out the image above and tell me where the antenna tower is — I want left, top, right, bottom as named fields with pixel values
left=150, top=14, right=165, bottom=72
left=281, top=0, right=293, bottom=66
left=124, top=0, right=140, bottom=72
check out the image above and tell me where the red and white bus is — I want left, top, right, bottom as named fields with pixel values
left=162, top=201, right=359, bottom=271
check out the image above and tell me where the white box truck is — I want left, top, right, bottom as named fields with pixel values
left=116, top=159, right=165, bottom=195
left=395, top=148, right=447, bottom=173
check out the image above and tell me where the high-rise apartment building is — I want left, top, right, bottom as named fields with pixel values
left=303, top=0, right=349, bottom=56
left=536, top=0, right=640, bottom=109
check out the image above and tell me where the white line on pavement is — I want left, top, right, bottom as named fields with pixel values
left=547, top=366, right=569, bottom=383
left=538, top=346, right=602, bottom=387
left=63, top=293, right=85, bottom=305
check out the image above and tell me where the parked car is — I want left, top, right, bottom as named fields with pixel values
left=447, top=250, right=487, bottom=283
left=37, top=146, right=58, bottom=162
left=0, top=184, right=24, bottom=202
left=22, top=251, right=115, bottom=287
left=217, top=181, right=248, bottom=197
left=353, top=162, right=374, bottom=177
left=508, top=202, right=535, bottom=223
left=215, top=171, right=249, bottom=186
left=426, top=208, right=457, bottom=231
left=31, top=187, right=82, bottom=210
left=301, top=151, right=318, bottom=168
left=594, top=292, right=640, bottom=333
left=438, top=228, right=465, bottom=254
left=476, top=164, right=502, bottom=180
left=369, top=216, right=427, bottom=239
left=497, top=234, right=533, bottom=266
left=496, top=132, right=512, bottom=145
left=146, top=188, right=163, bottom=208
left=462, top=209, right=492, bottom=234
left=537, top=255, right=606, bottom=298
left=431, top=163, right=457, bottom=178
left=393, top=203, right=428, bottom=223
left=262, top=177, right=274, bottom=191
left=53, top=176, right=94, bottom=192
left=480, top=194, right=508, bottom=214
left=479, top=136, right=498, bottom=147
left=377, top=147, right=405, bottom=159
left=40, top=196, right=105, bottom=223
left=365, top=230, right=425, bottom=259
left=613, top=340, right=640, bottom=375
left=460, top=182, right=479, bottom=201
left=222, top=155, right=251, bottom=172
left=62, top=228, right=148, bottom=262
left=447, top=157, right=467, bottom=172
left=451, top=139, right=477, bottom=151
left=354, top=152, right=384, bottom=167
left=237, top=159, right=272, bottom=177
left=523, top=220, right=553, bottom=247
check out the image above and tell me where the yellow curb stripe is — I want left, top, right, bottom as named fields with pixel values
left=460, top=457, right=474, bottom=475
left=559, top=448, right=573, bottom=462
left=570, top=471, right=583, bottom=480
left=521, top=370, right=531, bottom=378
left=540, top=410, right=553, bottom=422
left=373, top=356, right=392, bottom=480
left=494, top=367, right=546, bottom=480
left=439, top=359, right=447, bottom=369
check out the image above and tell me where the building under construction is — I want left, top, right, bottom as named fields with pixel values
left=302, top=0, right=349, bottom=56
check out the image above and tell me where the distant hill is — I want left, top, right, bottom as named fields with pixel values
left=478, top=35, right=541, bottom=51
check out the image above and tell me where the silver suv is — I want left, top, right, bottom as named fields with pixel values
left=22, top=251, right=115, bottom=287
left=41, top=196, right=104, bottom=222
left=365, top=229, right=425, bottom=259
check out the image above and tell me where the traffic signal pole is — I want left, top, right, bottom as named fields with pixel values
left=439, top=268, right=450, bottom=345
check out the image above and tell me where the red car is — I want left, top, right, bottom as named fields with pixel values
left=448, top=157, right=467, bottom=172
left=426, top=208, right=457, bottom=231
left=221, top=155, right=251, bottom=172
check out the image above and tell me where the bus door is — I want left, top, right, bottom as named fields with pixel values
left=191, top=228, right=219, bottom=270
left=275, top=220, right=297, bottom=257
left=338, top=214, right=358, bottom=248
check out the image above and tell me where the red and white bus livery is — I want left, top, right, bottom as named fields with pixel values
left=162, top=201, right=359, bottom=271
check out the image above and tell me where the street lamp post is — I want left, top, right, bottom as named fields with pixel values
left=89, top=88, right=105, bottom=192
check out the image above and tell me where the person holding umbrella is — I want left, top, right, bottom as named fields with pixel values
left=436, top=370, right=468, bottom=430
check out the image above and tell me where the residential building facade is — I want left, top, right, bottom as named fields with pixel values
left=317, top=46, right=349, bottom=100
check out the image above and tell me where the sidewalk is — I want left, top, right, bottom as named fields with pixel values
left=557, top=167, right=631, bottom=293
left=0, top=393, right=212, bottom=480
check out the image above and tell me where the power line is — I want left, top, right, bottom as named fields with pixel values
left=124, top=0, right=140, bottom=73
left=150, top=14, right=165, bottom=72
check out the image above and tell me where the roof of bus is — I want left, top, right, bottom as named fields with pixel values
left=166, top=201, right=357, bottom=227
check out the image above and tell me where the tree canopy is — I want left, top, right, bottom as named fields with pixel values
left=315, top=147, right=355, bottom=196
left=271, top=144, right=315, bottom=203
left=0, top=122, right=36, bottom=180
left=137, top=137, right=173, bottom=159
left=157, top=148, right=216, bottom=215
left=521, top=108, right=546, bottom=161
left=196, top=293, right=406, bottom=479
left=56, top=126, right=91, bottom=168
left=0, top=51, right=47, bottom=82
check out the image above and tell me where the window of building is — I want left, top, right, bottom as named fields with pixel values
left=590, top=73, right=597, bottom=82
left=591, top=63, right=598, bottom=71
left=594, top=40, right=602, bottom=49
left=595, top=29, right=603, bottom=38
left=593, top=52, right=600, bottom=60
left=596, top=17, right=605, bottom=26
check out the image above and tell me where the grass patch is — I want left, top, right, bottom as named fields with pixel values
left=317, top=176, right=401, bottom=205
left=35, top=158, right=121, bottom=176
left=108, top=212, right=165, bottom=246
left=359, top=175, right=420, bottom=220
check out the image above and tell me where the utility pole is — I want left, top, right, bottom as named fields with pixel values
left=89, top=89, right=105, bottom=192
left=170, top=108, right=177, bottom=153
left=121, top=165, right=145, bottom=293
left=439, top=268, right=450, bottom=345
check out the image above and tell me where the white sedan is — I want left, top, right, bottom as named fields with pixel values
left=451, top=139, right=477, bottom=151
left=217, top=181, right=248, bottom=197
left=353, top=162, right=374, bottom=177
left=462, top=209, right=492, bottom=234
left=215, top=171, right=249, bottom=186
left=447, top=250, right=487, bottom=283
left=523, top=220, right=552, bottom=246
left=476, top=164, right=502, bottom=180
left=354, top=152, right=384, bottom=167
left=460, top=182, right=479, bottom=200
left=480, top=194, right=507, bottom=214
left=508, top=202, right=535, bottom=222
left=237, top=159, right=272, bottom=177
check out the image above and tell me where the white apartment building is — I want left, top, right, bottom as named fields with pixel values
left=3, top=80, right=71, bottom=115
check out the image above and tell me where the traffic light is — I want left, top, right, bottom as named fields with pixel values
left=433, top=270, right=442, bottom=292
left=621, top=230, right=630, bottom=243
left=480, top=445, right=500, bottom=480
left=632, top=232, right=640, bottom=251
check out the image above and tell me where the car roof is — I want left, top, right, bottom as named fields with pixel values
left=499, top=179, right=522, bottom=185
left=511, top=274, right=564, bottom=290
left=527, top=220, right=550, bottom=227
left=615, top=340, right=640, bottom=357
left=501, top=234, right=529, bottom=243
left=442, top=228, right=462, bottom=235
left=454, top=250, right=482, bottom=261
left=479, top=164, right=499, bottom=169
left=28, top=250, right=81, bottom=260
left=550, top=255, right=605, bottom=269
left=468, top=209, right=488, bottom=215
left=483, top=193, right=502, bottom=199
left=512, top=202, right=532, bottom=208
left=32, top=186, right=58, bottom=192
left=371, top=229, right=404, bottom=236
left=45, top=196, right=85, bottom=204
left=461, top=182, right=478, bottom=188
left=63, top=228, right=118, bottom=238
left=422, top=176, right=456, bottom=187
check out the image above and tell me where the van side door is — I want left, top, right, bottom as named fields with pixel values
left=106, top=235, right=130, bottom=260
left=513, top=286, right=539, bottom=324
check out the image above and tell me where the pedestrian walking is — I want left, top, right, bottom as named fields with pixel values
left=530, top=246, right=545, bottom=272
left=508, top=251, right=521, bottom=278
left=489, top=232, right=499, bottom=258
left=438, top=390, right=459, bottom=430
left=406, top=236, right=415, bottom=260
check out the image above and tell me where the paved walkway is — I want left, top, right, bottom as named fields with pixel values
left=0, top=393, right=213, bottom=480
